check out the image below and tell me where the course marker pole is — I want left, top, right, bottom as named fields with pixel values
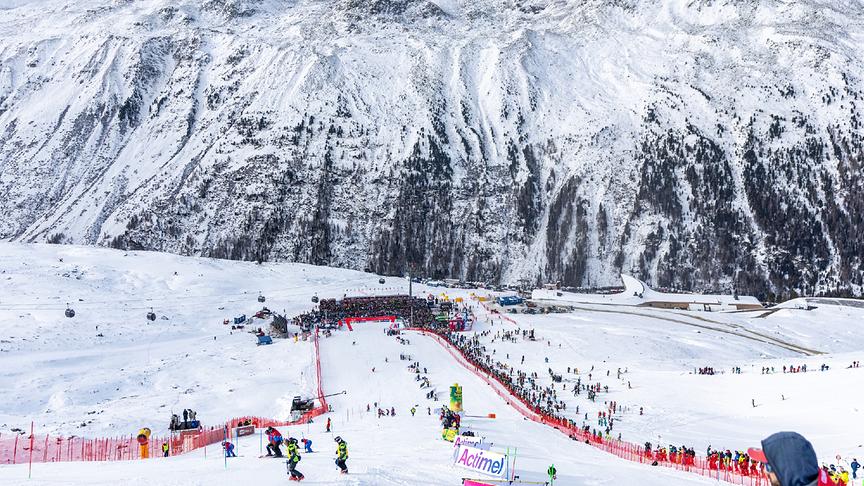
left=28, top=421, right=34, bottom=479
left=505, top=447, right=510, bottom=479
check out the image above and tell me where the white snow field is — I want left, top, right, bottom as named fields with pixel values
left=1, top=243, right=863, bottom=484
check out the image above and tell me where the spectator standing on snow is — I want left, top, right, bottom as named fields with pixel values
left=748, top=432, right=819, bottom=486
left=161, top=442, right=169, bottom=457
left=326, top=417, right=331, bottom=433
left=851, top=459, right=859, bottom=480
left=837, top=467, right=849, bottom=485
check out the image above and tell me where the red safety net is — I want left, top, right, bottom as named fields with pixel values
left=0, top=330, right=328, bottom=465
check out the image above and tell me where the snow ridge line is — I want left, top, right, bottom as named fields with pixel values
left=0, top=332, right=328, bottom=465
left=405, top=328, right=769, bottom=486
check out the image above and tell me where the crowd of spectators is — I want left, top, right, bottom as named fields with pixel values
left=705, top=448, right=765, bottom=476
left=291, top=295, right=437, bottom=330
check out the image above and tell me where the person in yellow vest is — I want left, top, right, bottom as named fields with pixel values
left=285, top=438, right=304, bottom=481
left=334, top=436, right=348, bottom=474
left=838, top=467, right=849, bottom=485
left=161, top=442, right=169, bottom=457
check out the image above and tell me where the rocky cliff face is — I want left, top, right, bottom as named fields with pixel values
left=1, top=0, right=862, bottom=299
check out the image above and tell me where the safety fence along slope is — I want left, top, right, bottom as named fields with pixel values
left=0, top=330, right=328, bottom=465
left=406, top=328, right=769, bottom=486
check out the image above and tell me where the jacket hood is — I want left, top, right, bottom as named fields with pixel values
left=762, top=432, right=819, bottom=486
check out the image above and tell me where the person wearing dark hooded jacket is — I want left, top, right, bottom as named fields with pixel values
left=748, top=432, right=819, bottom=486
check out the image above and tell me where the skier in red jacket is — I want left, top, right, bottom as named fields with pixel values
left=265, top=427, right=284, bottom=457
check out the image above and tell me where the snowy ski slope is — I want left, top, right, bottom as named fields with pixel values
left=0, top=243, right=862, bottom=484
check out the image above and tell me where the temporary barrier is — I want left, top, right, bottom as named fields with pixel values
left=406, top=328, right=769, bottom=486
left=0, top=329, right=328, bottom=466
left=474, top=298, right=518, bottom=325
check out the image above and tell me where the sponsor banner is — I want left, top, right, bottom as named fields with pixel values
left=234, top=425, right=255, bottom=437
left=450, top=383, right=463, bottom=412
left=462, top=480, right=495, bottom=486
left=453, top=445, right=507, bottom=477
left=452, top=436, right=490, bottom=463
left=453, top=435, right=487, bottom=450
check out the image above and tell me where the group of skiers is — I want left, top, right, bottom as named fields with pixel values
left=374, top=405, right=397, bottom=418
left=263, top=426, right=348, bottom=480
left=440, top=407, right=461, bottom=430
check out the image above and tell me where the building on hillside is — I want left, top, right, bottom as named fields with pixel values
left=531, top=275, right=763, bottom=311
left=620, top=275, right=762, bottom=311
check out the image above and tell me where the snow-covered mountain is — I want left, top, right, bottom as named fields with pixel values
left=1, top=0, right=862, bottom=298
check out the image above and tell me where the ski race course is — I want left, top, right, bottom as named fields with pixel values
left=1, top=243, right=863, bottom=485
